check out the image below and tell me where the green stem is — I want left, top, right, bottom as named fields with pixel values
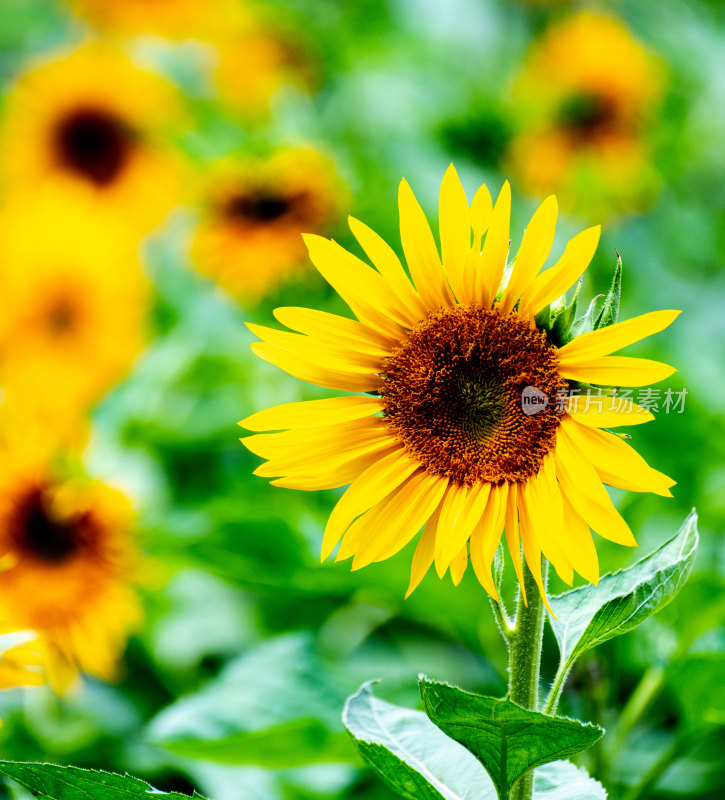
left=543, top=656, right=574, bottom=715
left=609, top=665, right=665, bottom=757
left=621, top=730, right=698, bottom=800
left=490, top=596, right=515, bottom=647
left=508, top=558, right=548, bottom=800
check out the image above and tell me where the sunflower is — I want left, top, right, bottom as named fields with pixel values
left=0, top=45, right=184, bottom=233
left=0, top=631, right=45, bottom=692
left=191, top=148, right=342, bottom=301
left=67, top=0, right=244, bottom=39
left=0, top=450, right=141, bottom=690
left=213, top=27, right=312, bottom=119
left=0, top=193, right=148, bottom=444
left=507, top=12, right=663, bottom=217
left=240, top=166, right=678, bottom=604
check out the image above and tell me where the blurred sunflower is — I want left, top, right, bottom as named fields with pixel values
left=67, top=0, right=242, bottom=39
left=213, top=28, right=313, bottom=118
left=0, top=451, right=140, bottom=690
left=192, top=148, right=342, bottom=301
left=0, top=195, right=148, bottom=445
left=0, top=632, right=45, bottom=692
left=508, top=12, right=663, bottom=218
left=0, top=45, right=184, bottom=233
left=240, top=166, right=678, bottom=603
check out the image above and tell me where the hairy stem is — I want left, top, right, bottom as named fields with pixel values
left=508, top=558, right=548, bottom=800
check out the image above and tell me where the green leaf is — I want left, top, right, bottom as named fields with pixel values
left=534, top=761, right=606, bottom=799
left=0, top=761, right=207, bottom=800
left=419, top=678, right=602, bottom=799
left=668, top=654, right=725, bottom=729
left=343, top=681, right=496, bottom=800
left=594, top=253, right=622, bottom=330
left=548, top=511, right=699, bottom=667
left=343, top=682, right=605, bottom=800
left=146, top=633, right=351, bottom=767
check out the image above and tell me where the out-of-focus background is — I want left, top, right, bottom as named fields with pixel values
left=0, top=0, right=723, bottom=798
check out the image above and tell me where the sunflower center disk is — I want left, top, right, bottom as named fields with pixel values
left=11, top=487, right=84, bottom=564
left=54, top=106, right=133, bottom=186
left=381, top=306, right=566, bottom=485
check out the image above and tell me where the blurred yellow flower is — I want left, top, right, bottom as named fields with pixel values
left=67, top=0, right=245, bottom=39
left=0, top=195, right=148, bottom=444
left=0, top=451, right=141, bottom=691
left=0, top=45, right=185, bottom=233
left=213, top=28, right=312, bottom=118
left=240, top=166, right=678, bottom=604
left=508, top=12, right=664, bottom=217
left=0, top=632, right=45, bottom=692
left=192, top=148, right=342, bottom=301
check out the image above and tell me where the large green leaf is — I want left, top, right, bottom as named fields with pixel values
left=146, top=633, right=351, bottom=766
left=343, top=682, right=605, bottom=800
left=548, top=512, right=698, bottom=667
left=0, top=761, right=206, bottom=800
left=419, top=679, right=602, bottom=799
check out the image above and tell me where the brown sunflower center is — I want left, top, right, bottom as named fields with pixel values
left=10, top=487, right=88, bottom=564
left=223, top=189, right=310, bottom=226
left=381, top=306, right=566, bottom=485
left=45, top=296, right=79, bottom=335
left=54, top=107, right=134, bottom=187
left=559, top=91, right=620, bottom=140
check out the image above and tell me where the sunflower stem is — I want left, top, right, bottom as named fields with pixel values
left=489, top=597, right=515, bottom=646
left=508, top=558, right=548, bottom=800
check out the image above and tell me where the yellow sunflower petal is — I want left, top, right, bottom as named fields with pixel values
left=558, top=309, right=681, bottom=362
left=500, top=195, right=558, bottom=315
left=269, top=442, right=399, bottom=491
left=247, top=323, right=383, bottom=372
left=470, top=482, right=507, bottom=601
left=349, top=471, right=448, bottom=569
left=254, top=434, right=397, bottom=480
left=449, top=543, right=469, bottom=586
left=560, top=493, right=600, bottom=585
left=477, top=181, right=511, bottom=307
left=521, top=225, right=601, bottom=315
left=405, top=505, right=441, bottom=598
left=242, top=417, right=390, bottom=460
left=559, top=356, right=677, bottom=387
left=303, top=234, right=406, bottom=338
left=439, top=163, right=472, bottom=301
left=517, top=483, right=555, bottom=613
left=470, top=182, right=493, bottom=248
left=554, top=425, right=637, bottom=546
left=240, top=396, right=383, bottom=432
left=273, top=306, right=391, bottom=355
left=251, top=342, right=379, bottom=393
left=399, top=178, right=453, bottom=309
left=563, top=417, right=675, bottom=496
left=321, top=447, right=420, bottom=560
left=530, top=458, right=574, bottom=585
left=504, top=481, right=526, bottom=601
left=434, top=482, right=490, bottom=576
left=348, top=216, right=426, bottom=322
left=566, top=394, right=654, bottom=427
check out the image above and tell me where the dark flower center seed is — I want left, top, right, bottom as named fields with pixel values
left=54, top=107, right=134, bottom=187
left=10, top=487, right=84, bottom=563
left=381, top=305, right=566, bottom=485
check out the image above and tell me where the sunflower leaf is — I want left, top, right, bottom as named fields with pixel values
left=343, top=681, right=495, bottom=800
left=146, top=633, right=351, bottom=767
left=0, top=761, right=208, bottom=800
left=343, top=682, right=606, bottom=800
left=594, top=252, right=622, bottom=330
left=419, top=678, right=603, bottom=799
left=548, top=511, right=698, bottom=668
